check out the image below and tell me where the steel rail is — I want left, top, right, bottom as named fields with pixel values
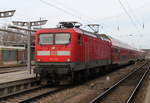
left=126, top=66, right=149, bottom=103
left=0, top=81, right=71, bottom=103
left=0, top=78, right=40, bottom=101
left=89, top=61, right=148, bottom=103
left=18, top=87, right=67, bottom=103
left=0, top=85, right=44, bottom=100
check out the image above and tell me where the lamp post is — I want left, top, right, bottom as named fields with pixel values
left=12, top=20, right=48, bottom=74
left=0, top=10, right=16, bottom=45
left=0, top=10, right=16, bottom=18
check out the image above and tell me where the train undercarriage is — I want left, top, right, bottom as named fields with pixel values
left=34, top=62, right=119, bottom=85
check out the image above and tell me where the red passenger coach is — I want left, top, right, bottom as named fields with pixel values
left=100, top=34, right=143, bottom=64
left=34, top=22, right=144, bottom=83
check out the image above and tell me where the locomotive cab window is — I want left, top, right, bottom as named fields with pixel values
left=38, top=33, right=70, bottom=45
left=55, top=33, right=70, bottom=44
left=39, top=34, right=54, bottom=45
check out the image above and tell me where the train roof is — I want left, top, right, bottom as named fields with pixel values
left=36, top=28, right=98, bottom=38
left=36, top=28, right=139, bottom=51
left=100, top=34, right=137, bottom=50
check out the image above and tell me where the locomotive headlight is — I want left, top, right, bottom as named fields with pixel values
left=52, top=46, right=55, bottom=50
left=67, top=58, right=70, bottom=62
left=37, top=59, right=41, bottom=61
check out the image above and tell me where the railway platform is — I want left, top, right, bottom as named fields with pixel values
left=0, top=64, right=26, bottom=68
left=0, top=69, right=35, bottom=84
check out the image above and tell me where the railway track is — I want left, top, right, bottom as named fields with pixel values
left=0, top=61, right=147, bottom=103
left=0, top=85, right=67, bottom=103
left=89, top=61, right=150, bottom=103
left=0, top=77, right=71, bottom=103
left=0, top=78, right=40, bottom=101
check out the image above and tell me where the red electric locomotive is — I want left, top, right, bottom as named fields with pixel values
left=34, top=22, right=143, bottom=83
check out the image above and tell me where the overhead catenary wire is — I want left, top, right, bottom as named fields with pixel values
left=117, top=0, right=137, bottom=29
left=48, top=0, right=98, bottom=23
left=40, top=0, right=146, bottom=34
left=118, top=0, right=147, bottom=49
left=39, top=0, right=111, bottom=33
left=117, top=0, right=144, bottom=37
left=124, top=0, right=144, bottom=28
left=39, top=0, right=92, bottom=23
left=39, top=0, right=126, bottom=33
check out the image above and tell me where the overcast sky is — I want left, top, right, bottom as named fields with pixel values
left=0, top=0, right=150, bottom=49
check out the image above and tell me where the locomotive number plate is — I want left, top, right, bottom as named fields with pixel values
left=51, top=51, right=57, bottom=55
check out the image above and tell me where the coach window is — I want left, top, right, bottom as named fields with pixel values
left=78, top=34, right=82, bottom=45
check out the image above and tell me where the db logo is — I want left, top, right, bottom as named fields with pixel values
left=51, top=51, right=57, bottom=55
